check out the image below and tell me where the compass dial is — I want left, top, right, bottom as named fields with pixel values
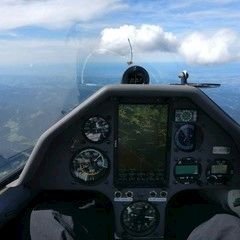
left=175, top=124, right=195, bottom=151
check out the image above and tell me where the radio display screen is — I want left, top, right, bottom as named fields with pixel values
left=175, top=165, right=199, bottom=175
left=116, top=104, right=168, bottom=187
left=211, top=164, right=228, bottom=174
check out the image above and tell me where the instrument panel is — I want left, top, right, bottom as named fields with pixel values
left=22, top=85, right=240, bottom=240
left=70, top=101, right=237, bottom=189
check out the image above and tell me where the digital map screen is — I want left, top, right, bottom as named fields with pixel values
left=116, top=104, right=168, bottom=187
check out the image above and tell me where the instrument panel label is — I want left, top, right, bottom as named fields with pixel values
left=114, top=197, right=133, bottom=202
left=212, top=146, right=231, bottom=155
left=148, top=197, right=167, bottom=202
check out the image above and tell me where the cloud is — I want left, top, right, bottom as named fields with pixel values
left=30, top=111, right=44, bottom=119
left=1, top=23, right=239, bottom=66
left=4, top=119, right=26, bottom=142
left=0, top=0, right=125, bottom=31
left=0, top=38, right=97, bottom=65
left=100, top=25, right=240, bottom=65
left=179, top=29, right=240, bottom=64
left=99, top=24, right=178, bottom=55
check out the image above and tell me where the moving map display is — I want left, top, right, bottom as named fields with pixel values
left=116, top=104, right=168, bottom=187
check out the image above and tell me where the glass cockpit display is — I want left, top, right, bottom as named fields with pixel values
left=116, top=104, right=168, bottom=187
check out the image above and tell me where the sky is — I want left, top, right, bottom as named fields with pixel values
left=0, top=0, right=240, bottom=68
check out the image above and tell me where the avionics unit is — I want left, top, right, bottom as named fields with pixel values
left=115, top=103, right=169, bottom=188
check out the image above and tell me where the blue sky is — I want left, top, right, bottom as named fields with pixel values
left=0, top=0, right=239, bottom=67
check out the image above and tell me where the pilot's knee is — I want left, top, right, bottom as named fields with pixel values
left=187, top=214, right=240, bottom=240
left=30, top=210, right=75, bottom=240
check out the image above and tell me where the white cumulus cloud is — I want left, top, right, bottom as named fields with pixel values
left=99, top=24, right=178, bottom=55
left=179, top=29, right=240, bottom=64
left=0, top=0, right=125, bottom=30
left=100, top=25, right=240, bottom=65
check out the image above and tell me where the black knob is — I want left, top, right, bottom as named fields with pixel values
left=207, top=175, right=218, bottom=184
left=114, top=191, right=122, bottom=198
left=150, top=191, right=157, bottom=198
left=160, top=191, right=167, bottom=198
left=126, top=191, right=133, bottom=198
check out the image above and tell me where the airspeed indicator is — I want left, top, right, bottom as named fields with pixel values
left=71, top=148, right=109, bottom=183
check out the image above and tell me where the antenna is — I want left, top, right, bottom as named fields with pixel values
left=178, top=70, right=189, bottom=84
left=171, top=70, right=221, bottom=88
left=127, top=38, right=133, bottom=65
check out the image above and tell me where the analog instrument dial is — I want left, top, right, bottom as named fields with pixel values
left=83, top=116, right=110, bottom=143
left=121, top=201, right=159, bottom=236
left=71, top=148, right=109, bottom=183
left=175, top=124, right=195, bottom=151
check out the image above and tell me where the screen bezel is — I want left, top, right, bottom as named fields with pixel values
left=113, top=98, right=171, bottom=188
